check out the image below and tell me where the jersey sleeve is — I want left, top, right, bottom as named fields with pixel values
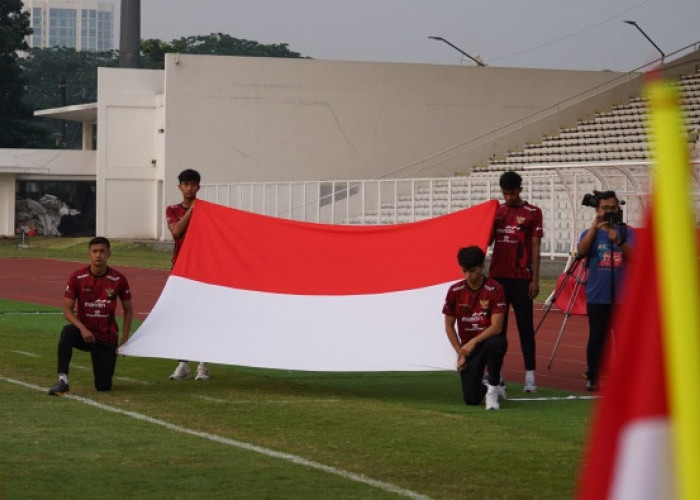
left=491, top=281, right=507, bottom=315
left=118, top=273, right=132, bottom=301
left=64, top=272, right=78, bottom=300
left=442, top=286, right=456, bottom=316
left=165, top=205, right=180, bottom=225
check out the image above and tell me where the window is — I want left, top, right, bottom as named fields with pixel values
left=49, top=8, right=77, bottom=48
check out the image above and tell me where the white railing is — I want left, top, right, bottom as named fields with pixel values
left=201, top=163, right=700, bottom=259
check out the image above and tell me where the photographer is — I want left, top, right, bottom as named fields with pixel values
left=577, top=190, right=636, bottom=391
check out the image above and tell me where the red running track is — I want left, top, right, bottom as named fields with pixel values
left=0, top=257, right=590, bottom=393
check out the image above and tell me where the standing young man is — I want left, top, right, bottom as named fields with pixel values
left=49, top=237, right=132, bottom=395
left=166, top=168, right=209, bottom=381
left=443, top=246, right=508, bottom=410
left=577, top=190, right=635, bottom=391
left=490, top=171, right=543, bottom=392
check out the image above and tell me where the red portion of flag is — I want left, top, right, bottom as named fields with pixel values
left=172, top=199, right=498, bottom=295
left=553, top=259, right=588, bottom=315
left=576, top=225, right=668, bottom=499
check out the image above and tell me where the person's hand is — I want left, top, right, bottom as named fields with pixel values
left=592, top=214, right=608, bottom=230
left=81, top=327, right=95, bottom=344
left=608, top=227, right=621, bottom=245
left=528, top=281, right=539, bottom=300
left=457, top=353, right=467, bottom=371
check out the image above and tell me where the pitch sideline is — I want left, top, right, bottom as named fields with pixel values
left=0, top=374, right=433, bottom=500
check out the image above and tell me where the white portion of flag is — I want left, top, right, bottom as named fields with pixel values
left=121, top=275, right=457, bottom=371
left=610, top=417, right=675, bottom=500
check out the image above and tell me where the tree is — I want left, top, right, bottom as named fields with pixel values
left=19, top=33, right=307, bottom=147
left=140, top=33, right=306, bottom=69
left=20, top=47, right=118, bottom=148
left=0, top=0, right=47, bottom=147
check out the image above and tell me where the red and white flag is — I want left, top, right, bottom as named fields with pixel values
left=120, top=199, right=498, bottom=371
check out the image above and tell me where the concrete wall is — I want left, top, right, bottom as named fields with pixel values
left=0, top=174, right=15, bottom=236
left=98, top=55, right=626, bottom=239
left=97, top=67, right=164, bottom=238
left=161, top=55, right=623, bottom=191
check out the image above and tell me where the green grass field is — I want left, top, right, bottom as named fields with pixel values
left=0, top=238, right=582, bottom=499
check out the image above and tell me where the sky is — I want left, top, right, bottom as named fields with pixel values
left=118, top=0, right=700, bottom=72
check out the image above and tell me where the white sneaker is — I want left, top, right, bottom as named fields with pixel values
left=169, top=362, right=191, bottom=380
left=496, top=381, right=507, bottom=400
left=485, top=385, right=500, bottom=410
left=523, top=371, right=537, bottom=393
left=195, top=362, right=209, bottom=381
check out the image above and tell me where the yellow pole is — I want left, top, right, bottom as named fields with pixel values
left=647, top=79, right=700, bottom=500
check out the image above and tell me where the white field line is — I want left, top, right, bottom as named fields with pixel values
left=0, top=374, right=433, bottom=500
left=194, top=394, right=340, bottom=404
left=0, top=311, right=62, bottom=315
left=9, top=350, right=41, bottom=358
left=508, top=395, right=597, bottom=401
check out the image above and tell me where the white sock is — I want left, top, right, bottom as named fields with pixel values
left=526, top=370, right=535, bottom=378
left=59, top=373, right=68, bottom=383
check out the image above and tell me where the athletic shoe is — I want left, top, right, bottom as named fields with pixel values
left=485, top=385, right=500, bottom=410
left=523, top=372, right=537, bottom=393
left=169, top=362, right=191, bottom=380
left=48, top=379, right=70, bottom=396
left=586, top=379, right=599, bottom=392
left=195, top=362, right=210, bottom=381
left=496, top=379, right=507, bottom=400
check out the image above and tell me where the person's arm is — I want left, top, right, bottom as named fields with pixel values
left=608, top=226, right=634, bottom=262
left=459, top=313, right=504, bottom=358
left=529, top=236, right=541, bottom=300
left=168, top=202, right=195, bottom=239
left=62, top=297, right=95, bottom=343
left=578, top=217, right=603, bottom=257
left=444, top=315, right=466, bottom=370
left=118, top=299, right=133, bottom=347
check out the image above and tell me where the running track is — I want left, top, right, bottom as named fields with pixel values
left=0, top=257, right=590, bottom=393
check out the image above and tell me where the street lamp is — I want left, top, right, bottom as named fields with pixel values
left=428, top=36, right=486, bottom=66
left=623, top=20, right=665, bottom=60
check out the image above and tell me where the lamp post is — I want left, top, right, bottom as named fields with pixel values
left=428, top=36, right=486, bottom=66
left=623, top=20, right=665, bottom=60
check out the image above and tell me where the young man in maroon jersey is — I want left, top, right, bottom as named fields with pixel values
left=490, top=171, right=543, bottom=392
left=49, top=237, right=133, bottom=395
left=443, top=246, right=507, bottom=410
left=166, top=169, right=209, bottom=381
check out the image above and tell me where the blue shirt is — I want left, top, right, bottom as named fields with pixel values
left=580, top=225, right=636, bottom=304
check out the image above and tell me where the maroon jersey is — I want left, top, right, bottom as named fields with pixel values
left=442, top=277, right=506, bottom=344
left=166, top=203, right=188, bottom=265
left=490, top=202, right=543, bottom=280
left=64, top=266, right=132, bottom=344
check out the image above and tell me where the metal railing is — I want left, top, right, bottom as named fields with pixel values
left=200, top=163, right=700, bottom=259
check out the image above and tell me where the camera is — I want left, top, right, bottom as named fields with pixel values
left=581, top=191, right=601, bottom=208
left=602, top=210, right=623, bottom=225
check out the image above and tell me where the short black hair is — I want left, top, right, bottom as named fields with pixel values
left=178, top=169, right=201, bottom=183
left=499, top=171, right=522, bottom=190
left=595, top=190, right=618, bottom=207
left=457, top=246, right=485, bottom=269
left=89, top=236, right=110, bottom=249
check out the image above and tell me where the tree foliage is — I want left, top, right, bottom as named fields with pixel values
left=0, top=0, right=47, bottom=147
left=140, top=32, right=306, bottom=69
left=17, top=32, right=306, bottom=147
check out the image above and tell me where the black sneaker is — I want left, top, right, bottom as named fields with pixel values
left=586, top=379, right=599, bottom=392
left=48, top=380, right=70, bottom=396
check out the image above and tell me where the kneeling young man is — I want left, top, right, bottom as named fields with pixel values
left=49, top=237, right=133, bottom=395
left=443, top=246, right=507, bottom=410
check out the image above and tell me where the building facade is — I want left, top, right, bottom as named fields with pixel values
left=24, top=0, right=114, bottom=52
